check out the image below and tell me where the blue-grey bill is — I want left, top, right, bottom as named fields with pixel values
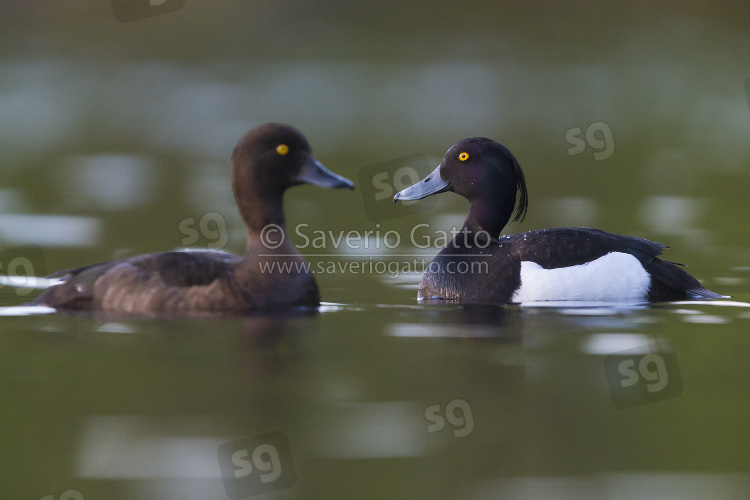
left=297, top=158, right=354, bottom=189
left=393, top=164, right=451, bottom=202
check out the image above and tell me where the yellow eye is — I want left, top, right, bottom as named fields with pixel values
left=276, top=144, right=289, bottom=155
left=458, top=152, right=470, bottom=161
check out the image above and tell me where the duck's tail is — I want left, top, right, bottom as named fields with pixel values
left=646, top=258, right=728, bottom=302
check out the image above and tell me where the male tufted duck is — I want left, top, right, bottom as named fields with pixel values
left=394, top=137, right=725, bottom=303
left=33, top=123, right=354, bottom=314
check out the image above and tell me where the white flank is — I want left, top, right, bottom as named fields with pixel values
left=511, top=252, right=650, bottom=303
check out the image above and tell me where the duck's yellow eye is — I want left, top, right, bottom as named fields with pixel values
left=276, top=144, right=289, bottom=155
left=458, top=152, right=470, bottom=161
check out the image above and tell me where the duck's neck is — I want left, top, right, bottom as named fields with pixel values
left=243, top=192, right=285, bottom=232
left=463, top=198, right=512, bottom=239
left=238, top=189, right=296, bottom=257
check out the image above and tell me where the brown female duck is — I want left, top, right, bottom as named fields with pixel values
left=33, top=123, right=354, bottom=314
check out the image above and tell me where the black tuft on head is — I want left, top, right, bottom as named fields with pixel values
left=506, top=147, right=528, bottom=223
left=446, top=137, right=528, bottom=225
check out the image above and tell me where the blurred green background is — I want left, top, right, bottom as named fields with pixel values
left=1, top=1, right=750, bottom=499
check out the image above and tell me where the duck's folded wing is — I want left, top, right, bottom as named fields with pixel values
left=509, top=227, right=668, bottom=268
left=48, top=251, right=240, bottom=285
left=129, top=251, right=241, bottom=287
left=37, top=251, right=241, bottom=308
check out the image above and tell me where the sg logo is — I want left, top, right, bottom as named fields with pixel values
left=0, top=245, right=47, bottom=296
left=424, top=398, right=474, bottom=438
left=618, top=353, right=670, bottom=393
left=178, top=212, right=229, bottom=250
left=565, top=121, right=615, bottom=160
left=358, top=155, right=437, bottom=222
left=604, top=342, right=683, bottom=409
left=217, top=431, right=296, bottom=499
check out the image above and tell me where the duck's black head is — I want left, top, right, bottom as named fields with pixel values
left=394, top=137, right=528, bottom=236
left=232, top=123, right=354, bottom=231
